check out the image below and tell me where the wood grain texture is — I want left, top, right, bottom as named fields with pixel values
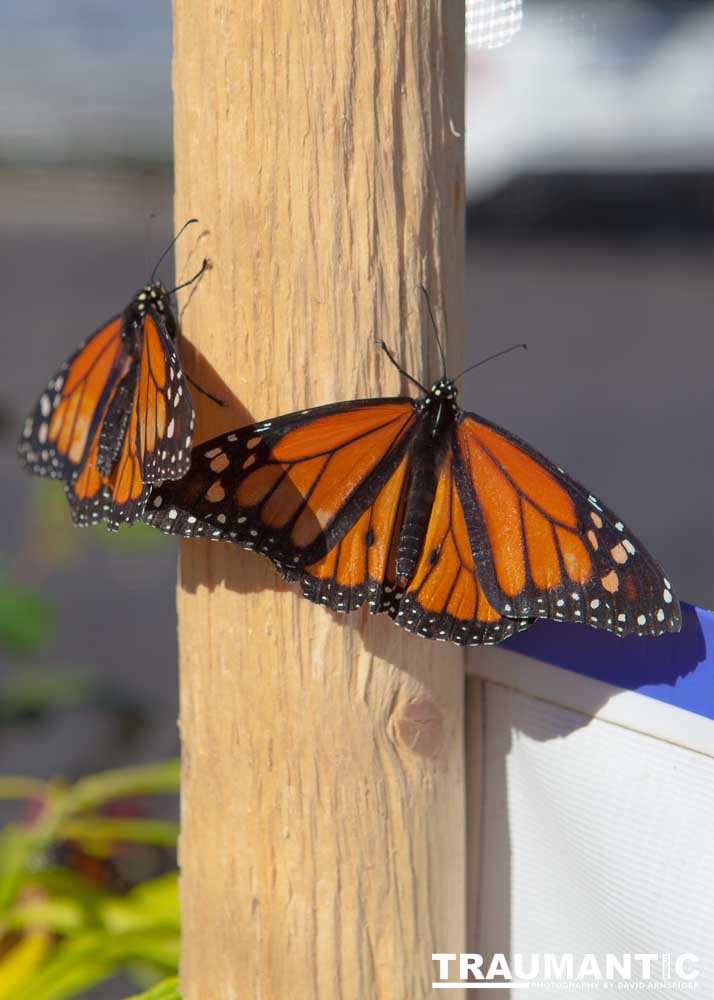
left=466, top=677, right=485, bottom=954
left=173, top=2, right=466, bottom=996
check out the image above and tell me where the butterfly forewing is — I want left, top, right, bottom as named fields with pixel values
left=18, top=317, right=128, bottom=484
left=145, top=398, right=417, bottom=566
left=454, top=414, right=681, bottom=637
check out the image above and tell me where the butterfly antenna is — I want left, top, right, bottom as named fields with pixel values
left=454, top=343, right=528, bottom=382
left=151, top=217, right=199, bottom=283
left=169, top=257, right=209, bottom=296
left=377, top=340, right=430, bottom=395
left=417, top=284, right=447, bottom=378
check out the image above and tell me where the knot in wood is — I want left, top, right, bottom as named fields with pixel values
left=394, top=698, right=444, bottom=758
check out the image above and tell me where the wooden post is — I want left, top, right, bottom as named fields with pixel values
left=173, top=3, right=466, bottom=997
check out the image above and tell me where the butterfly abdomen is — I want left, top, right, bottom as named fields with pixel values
left=394, top=420, right=446, bottom=581
left=96, top=364, right=138, bottom=476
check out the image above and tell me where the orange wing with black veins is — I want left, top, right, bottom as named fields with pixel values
left=386, top=448, right=533, bottom=645
left=291, top=453, right=410, bottom=614
left=92, top=311, right=196, bottom=531
left=18, top=318, right=128, bottom=487
left=454, top=414, right=681, bottom=637
left=135, top=313, right=195, bottom=483
left=144, top=399, right=418, bottom=567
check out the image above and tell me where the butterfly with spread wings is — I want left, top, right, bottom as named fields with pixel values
left=18, top=227, right=207, bottom=531
left=143, top=343, right=681, bottom=646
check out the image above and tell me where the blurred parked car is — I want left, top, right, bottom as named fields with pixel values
left=466, top=0, right=714, bottom=199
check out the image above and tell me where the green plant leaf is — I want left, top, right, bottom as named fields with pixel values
left=0, top=761, right=178, bottom=913
left=0, top=777, right=47, bottom=800
left=124, top=975, right=181, bottom=1000
left=102, top=873, right=179, bottom=934
left=0, top=783, right=75, bottom=913
left=0, top=931, right=52, bottom=1000
left=0, top=824, right=46, bottom=912
left=66, top=760, right=180, bottom=814
left=7, top=932, right=116, bottom=1000
left=10, top=929, right=179, bottom=1000
left=4, top=897, right=87, bottom=935
left=23, top=866, right=108, bottom=910
left=59, top=816, right=179, bottom=848
left=0, top=574, right=55, bottom=656
left=0, top=761, right=181, bottom=999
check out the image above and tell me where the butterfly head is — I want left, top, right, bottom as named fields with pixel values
left=426, top=377, right=458, bottom=404
left=124, top=281, right=176, bottom=341
left=414, top=377, right=460, bottom=422
left=134, top=281, right=171, bottom=317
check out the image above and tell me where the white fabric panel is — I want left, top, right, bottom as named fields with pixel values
left=476, top=683, right=714, bottom=997
left=469, top=646, right=714, bottom=757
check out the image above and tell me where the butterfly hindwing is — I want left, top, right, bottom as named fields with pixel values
left=286, top=453, right=410, bottom=614
left=145, top=398, right=418, bottom=567
left=276, top=423, right=530, bottom=643
left=135, top=312, right=195, bottom=483
left=66, top=363, right=145, bottom=528
left=104, top=365, right=152, bottom=530
left=454, top=414, right=681, bottom=637
left=388, top=445, right=533, bottom=645
left=64, top=423, right=114, bottom=527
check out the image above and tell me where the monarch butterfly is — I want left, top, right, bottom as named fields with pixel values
left=143, top=334, right=681, bottom=646
left=18, top=222, right=208, bottom=531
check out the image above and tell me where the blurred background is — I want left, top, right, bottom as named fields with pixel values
left=1, top=0, right=713, bottom=996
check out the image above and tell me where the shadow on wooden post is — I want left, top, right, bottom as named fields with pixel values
left=173, top=2, right=466, bottom=996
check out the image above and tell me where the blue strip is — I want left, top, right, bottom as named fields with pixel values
left=503, top=603, right=714, bottom=722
